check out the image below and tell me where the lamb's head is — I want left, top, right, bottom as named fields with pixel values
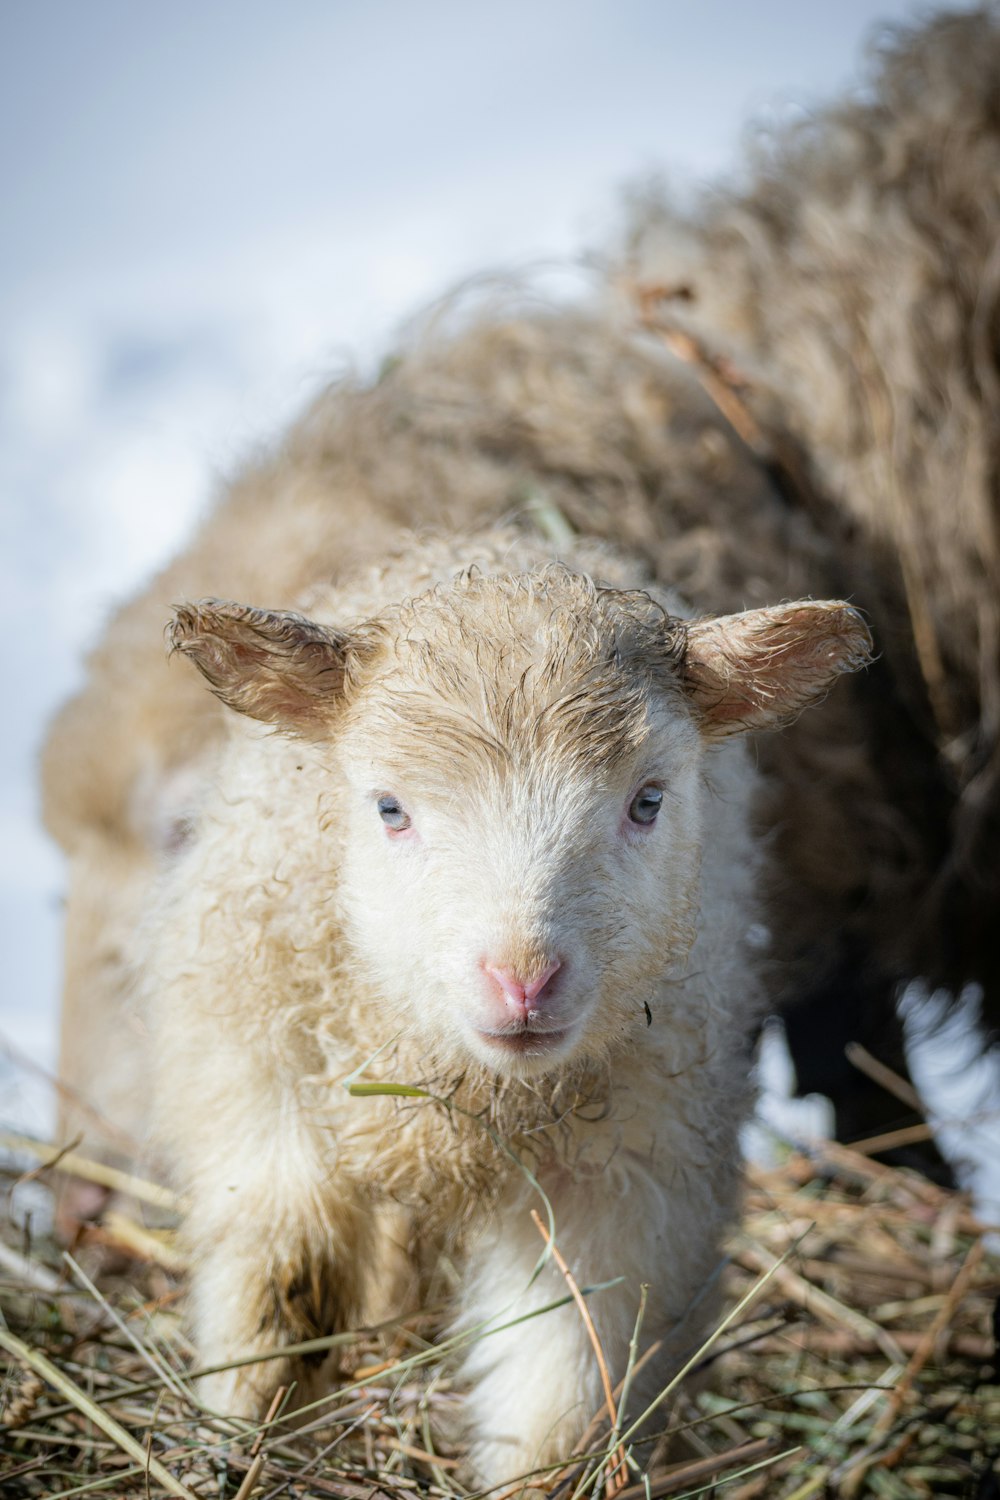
left=170, top=567, right=870, bottom=1077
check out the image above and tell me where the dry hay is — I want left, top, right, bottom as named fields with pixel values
left=0, top=1121, right=998, bottom=1500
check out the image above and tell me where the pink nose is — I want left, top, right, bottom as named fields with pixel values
left=483, top=958, right=563, bottom=1017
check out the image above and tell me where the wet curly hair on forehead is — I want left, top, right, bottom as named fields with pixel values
left=341, top=566, right=691, bottom=780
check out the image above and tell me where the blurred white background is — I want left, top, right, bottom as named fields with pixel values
left=3, top=0, right=989, bottom=1187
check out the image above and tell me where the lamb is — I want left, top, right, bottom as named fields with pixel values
left=145, top=525, right=869, bottom=1480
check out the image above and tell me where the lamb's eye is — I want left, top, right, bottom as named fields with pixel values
left=377, top=795, right=411, bottom=832
left=628, top=785, right=663, bottom=826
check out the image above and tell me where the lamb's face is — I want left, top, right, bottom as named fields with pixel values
left=170, top=564, right=871, bottom=1079
left=333, top=575, right=704, bottom=1077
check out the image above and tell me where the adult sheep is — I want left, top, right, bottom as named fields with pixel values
left=149, top=525, right=868, bottom=1481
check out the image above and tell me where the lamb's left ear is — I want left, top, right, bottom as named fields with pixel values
left=682, top=600, right=872, bottom=737
left=169, top=599, right=354, bottom=734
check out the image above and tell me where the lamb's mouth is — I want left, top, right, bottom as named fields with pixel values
left=474, top=1024, right=573, bottom=1055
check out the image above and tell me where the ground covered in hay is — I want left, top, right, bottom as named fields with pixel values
left=0, top=1133, right=998, bottom=1499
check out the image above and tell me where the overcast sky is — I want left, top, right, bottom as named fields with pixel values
left=2, top=1, right=983, bottom=1154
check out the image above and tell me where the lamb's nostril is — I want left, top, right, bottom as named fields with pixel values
left=484, top=958, right=563, bottom=1013
left=523, top=959, right=562, bottom=1004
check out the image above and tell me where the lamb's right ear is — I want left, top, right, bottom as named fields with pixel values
left=169, top=600, right=353, bottom=734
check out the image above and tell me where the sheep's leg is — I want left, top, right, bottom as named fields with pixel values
left=184, top=1125, right=369, bottom=1422
left=457, top=1154, right=733, bottom=1487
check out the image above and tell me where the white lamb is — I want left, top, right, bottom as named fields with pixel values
left=144, top=527, right=869, bottom=1484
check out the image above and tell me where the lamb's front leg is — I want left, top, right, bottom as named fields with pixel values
left=457, top=1150, right=737, bottom=1487
left=183, top=1118, right=370, bottom=1421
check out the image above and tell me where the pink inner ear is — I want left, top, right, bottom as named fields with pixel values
left=684, top=601, right=872, bottom=736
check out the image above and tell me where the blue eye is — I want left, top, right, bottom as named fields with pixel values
left=377, top=795, right=411, bottom=832
left=628, top=785, right=663, bottom=826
